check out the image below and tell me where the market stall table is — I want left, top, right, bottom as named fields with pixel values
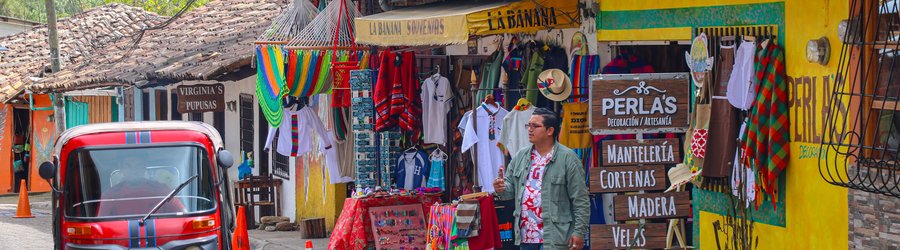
left=328, top=194, right=442, bottom=250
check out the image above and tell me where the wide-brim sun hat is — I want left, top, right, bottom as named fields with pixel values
left=537, top=69, right=572, bottom=102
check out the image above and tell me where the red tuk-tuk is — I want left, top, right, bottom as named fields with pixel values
left=38, top=121, right=237, bottom=250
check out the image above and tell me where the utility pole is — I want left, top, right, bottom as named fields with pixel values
left=45, top=0, right=66, bottom=132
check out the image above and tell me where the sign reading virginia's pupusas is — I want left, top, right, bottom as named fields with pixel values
left=591, top=73, right=690, bottom=133
left=602, top=139, right=680, bottom=166
left=590, top=224, right=668, bottom=250
left=176, top=83, right=225, bottom=113
left=613, top=192, right=691, bottom=221
left=589, top=165, right=666, bottom=193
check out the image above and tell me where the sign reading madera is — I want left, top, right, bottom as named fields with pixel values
left=591, top=73, right=690, bottom=134
left=591, top=224, right=668, bottom=249
left=176, top=83, right=225, bottom=113
left=602, top=138, right=680, bottom=166
left=613, top=192, right=691, bottom=221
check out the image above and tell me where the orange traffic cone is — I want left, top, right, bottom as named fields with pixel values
left=13, top=180, right=32, bottom=218
left=305, top=240, right=313, bottom=250
left=231, top=205, right=250, bottom=250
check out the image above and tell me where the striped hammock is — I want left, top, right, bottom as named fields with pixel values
left=256, top=44, right=286, bottom=127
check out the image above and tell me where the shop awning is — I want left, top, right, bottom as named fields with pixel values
left=354, top=0, right=579, bottom=46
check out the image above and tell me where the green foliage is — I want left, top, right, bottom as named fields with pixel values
left=0, top=0, right=209, bottom=23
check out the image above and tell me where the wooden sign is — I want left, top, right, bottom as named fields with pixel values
left=591, top=73, right=691, bottom=134
left=176, top=83, right=225, bottom=113
left=613, top=191, right=691, bottom=221
left=590, top=165, right=666, bottom=193
left=590, top=224, right=668, bottom=249
left=602, top=139, right=680, bottom=166
left=368, top=204, right=427, bottom=250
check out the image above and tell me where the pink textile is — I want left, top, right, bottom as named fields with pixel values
left=328, top=194, right=441, bottom=250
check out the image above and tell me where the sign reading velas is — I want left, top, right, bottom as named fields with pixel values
left=591, top=73, right=690, bottom=134
left=602, top=139, right=680, bottom=166
left=590, top=224, right=668, bottom=250
left=614, top=191, right=691, bottom=221
left=176, top=83, right=225, bottom=113
left=589, top=165, right=666, bottom=193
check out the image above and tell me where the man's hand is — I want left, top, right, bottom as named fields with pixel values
left=493, top=168, right=505, bottom=193
left=569, top=236, right=584, bottom=250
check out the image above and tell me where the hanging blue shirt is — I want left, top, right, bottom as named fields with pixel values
left=395, top=150, right=429, bottom=190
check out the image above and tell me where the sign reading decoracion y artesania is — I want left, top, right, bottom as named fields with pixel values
left=591, top=73, right=690, bottom=134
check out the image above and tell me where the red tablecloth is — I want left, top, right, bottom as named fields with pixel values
left=329, top=194, right=441, bottom=250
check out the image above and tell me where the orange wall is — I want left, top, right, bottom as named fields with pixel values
left=0, top=104, right=12, bottom=194
left=28, top=94, right=54, bottom=192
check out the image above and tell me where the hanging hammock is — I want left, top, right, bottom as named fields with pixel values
left=288, top=0, right=361, bottom=48
left=256, top=0, right=319, bottom=43
left=254, top=0, right=319, bottom=127
left=283, top=0, right=365, bottom=100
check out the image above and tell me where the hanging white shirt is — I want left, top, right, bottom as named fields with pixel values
left=265, top=106, right=352, bottom=184
left=461, top=103, right=508, bottom=193
left=727, top=41, right=757, bottom=110
left=499, top=106, right=535, bottom=156
left=421, top=73, right=453, bottom=146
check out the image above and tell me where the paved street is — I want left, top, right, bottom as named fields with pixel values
left=0, top=193, right=53, bottom=249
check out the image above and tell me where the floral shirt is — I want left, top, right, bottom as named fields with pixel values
left=520, top=148, right=553, bottom=243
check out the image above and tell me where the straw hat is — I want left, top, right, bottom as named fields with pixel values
left=537, top=69, right=572, bottom=102
left=665, top=163, right=702, bottom=192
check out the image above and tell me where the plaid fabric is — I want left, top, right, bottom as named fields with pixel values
left=743, top=41, right=789, bottom=208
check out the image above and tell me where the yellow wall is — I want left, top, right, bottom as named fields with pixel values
left=597, top=0, right=851, bottom=248
left=294, top=99, right=346, bottom=232
left=698, top=0, right=850, bottom=248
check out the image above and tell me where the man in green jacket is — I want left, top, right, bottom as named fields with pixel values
left=493, top=108, right=589, bottom=250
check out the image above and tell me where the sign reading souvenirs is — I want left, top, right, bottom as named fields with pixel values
left=601, top=138, right=681, bottom=166
left=590, top=224, right=668, bottom=250
left=176, top=83, right=225, bottom=113
left=613, top=191, right=691, bottom=221
left=589, top=165, right=666, bottom=193
left=590, top=73, right=690, bottom=134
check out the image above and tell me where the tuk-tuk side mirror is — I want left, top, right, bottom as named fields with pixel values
left=39, top=161, right=57, bottom=180
left=217, top=150, right=234, bottom=169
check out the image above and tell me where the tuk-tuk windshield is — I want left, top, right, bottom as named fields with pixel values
left=63, top=145, right=216, bottom=219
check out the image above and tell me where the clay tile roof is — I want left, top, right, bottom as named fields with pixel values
left=32, top=0, right=286, bottom=94
left=0, top=3, right=163, bottom=102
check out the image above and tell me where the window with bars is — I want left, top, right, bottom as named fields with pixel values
left=272, top=132, right=290, bottom=179
left=821, top=0, right=900, bottom=198
left=239, top=94, right=254, bottom=154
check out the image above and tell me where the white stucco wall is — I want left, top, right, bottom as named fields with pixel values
left=168, top=76, right=297, bottom=222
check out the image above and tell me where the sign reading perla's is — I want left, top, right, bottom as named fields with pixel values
left=591, top=73, right=690, bottom=134
left=176, top=83, right=225, bottom=113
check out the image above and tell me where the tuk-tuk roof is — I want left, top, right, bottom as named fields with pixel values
left=54, top=121, right=226, bottom=154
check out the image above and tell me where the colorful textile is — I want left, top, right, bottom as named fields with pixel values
left=601, top=49, right=655, bottom=74
left=328, top=195, right=441, bottom=250
left=468, top=196, right=503, bottom=250
left=351, top=69, right=378, bottom=189
left=744, top=41, right=789, bottom=207
left=374, top=50, right=422, bottom=140
left=255, top=45, right=286, bottom=127
left=559, top=102, right=591, bottom=149
left=456, top=199, right=481, bottom=238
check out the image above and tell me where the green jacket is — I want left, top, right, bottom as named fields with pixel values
left=496, top=143, right=590, bottom=248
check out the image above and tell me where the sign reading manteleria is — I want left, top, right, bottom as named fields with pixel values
left=591, top=73, right=691, bottom=134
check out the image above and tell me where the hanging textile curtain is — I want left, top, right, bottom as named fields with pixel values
left=256, top=45, right=287, bottom=127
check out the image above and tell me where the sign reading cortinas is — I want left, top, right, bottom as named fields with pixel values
left=176, top=83, right=225, bottom=113
left=591, top=73, right=690, bottom=134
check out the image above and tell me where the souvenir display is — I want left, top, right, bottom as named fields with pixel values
left=369, top=204, right=428, bottom=250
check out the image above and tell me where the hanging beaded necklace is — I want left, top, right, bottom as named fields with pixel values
left=480, top=103, right=499, bottom=140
